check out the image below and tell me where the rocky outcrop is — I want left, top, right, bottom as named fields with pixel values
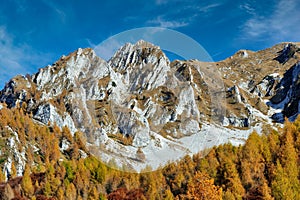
left=251, top=73, right=280, bottom=97
left=268, top=62, right=300, bottom=121
left=222, top=116, right=250, bottom=127
left=274, top=43, right=298, bottom=64
left=33, top=103, right=77, bottom=134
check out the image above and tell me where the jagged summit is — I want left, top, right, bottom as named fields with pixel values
left=116, top=40, right=158, bottom=53
left=109, top=41, right=171, bottom=94
left=1, top=41, right=300, bottom=171
left=128, top=40, right=157, bottom=48
left=109, top=40, right=169, bottom=72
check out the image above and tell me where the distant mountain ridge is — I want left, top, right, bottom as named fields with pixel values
left=1, top=41, right=300, bottom=171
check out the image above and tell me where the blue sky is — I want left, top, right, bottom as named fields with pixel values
left=0, top=0, right=300, bottom=87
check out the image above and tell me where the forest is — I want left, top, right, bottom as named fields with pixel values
left=0, top=106, right=299, bottom=199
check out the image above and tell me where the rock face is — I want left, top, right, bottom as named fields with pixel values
left=269, top=62, right=300, bottom=122
left=1, top=41, right=300, bottom=171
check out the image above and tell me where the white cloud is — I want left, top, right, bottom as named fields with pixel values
left=147, top=16, right=188, bottom=28
left=241, top=0, right=300, bottom=43
left=198, top=3, right=222, bottom=13
left=0, top=26, right=51, bottom=87
left=148, top=2, right=222, bottom=29
left=239, top=3, right=256, bottom=15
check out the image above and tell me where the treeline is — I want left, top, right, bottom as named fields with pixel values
left=0, top=106, right=299, bottom=199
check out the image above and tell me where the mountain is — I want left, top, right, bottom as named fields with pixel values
left=1, top=41, right=300, bottom=173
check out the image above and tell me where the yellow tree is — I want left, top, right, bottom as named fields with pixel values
left=21, top=165, right=34, bottom=197
left=88, top=186, right=99, bottom=200
left=0, top=167, right=6, bottom=182
left=187, top=172, right=222, bottom=200
left=272, top=122, right=300, bottom=200
left=240, top=132, right=265, bottom=189
left=10, top=161, right=17, bottom=179
left=57, top=187, right=65, bottom=200
left=66, top=182, right=77, bottom=200
left=215, top=144, right=244, bottom=199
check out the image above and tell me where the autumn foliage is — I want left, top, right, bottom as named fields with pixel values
left=0, top=106, right=300, bottom=199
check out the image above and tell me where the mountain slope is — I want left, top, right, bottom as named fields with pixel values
left=1, top=41, right=300, bottom=172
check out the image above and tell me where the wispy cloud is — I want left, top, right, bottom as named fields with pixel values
left=241, top=0, right=300, bottom=43
left=148, top=2, right=223, bottom=28
left=239, top=3, right=256, bottom=15
left=41, top=0, right=67, bottom=22
left=147, top=16, right=188, bottom=28
left=198, top=3, right=222, bottom=13
left=0, top=26, right=51, bottom=87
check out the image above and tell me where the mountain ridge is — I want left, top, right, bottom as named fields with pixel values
left=0, top=41, right=300, bottom=172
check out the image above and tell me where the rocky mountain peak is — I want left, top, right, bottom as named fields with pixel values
left=114, top=40, right=158, bottom=55
left=109, top=40, right=170, bottom=72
